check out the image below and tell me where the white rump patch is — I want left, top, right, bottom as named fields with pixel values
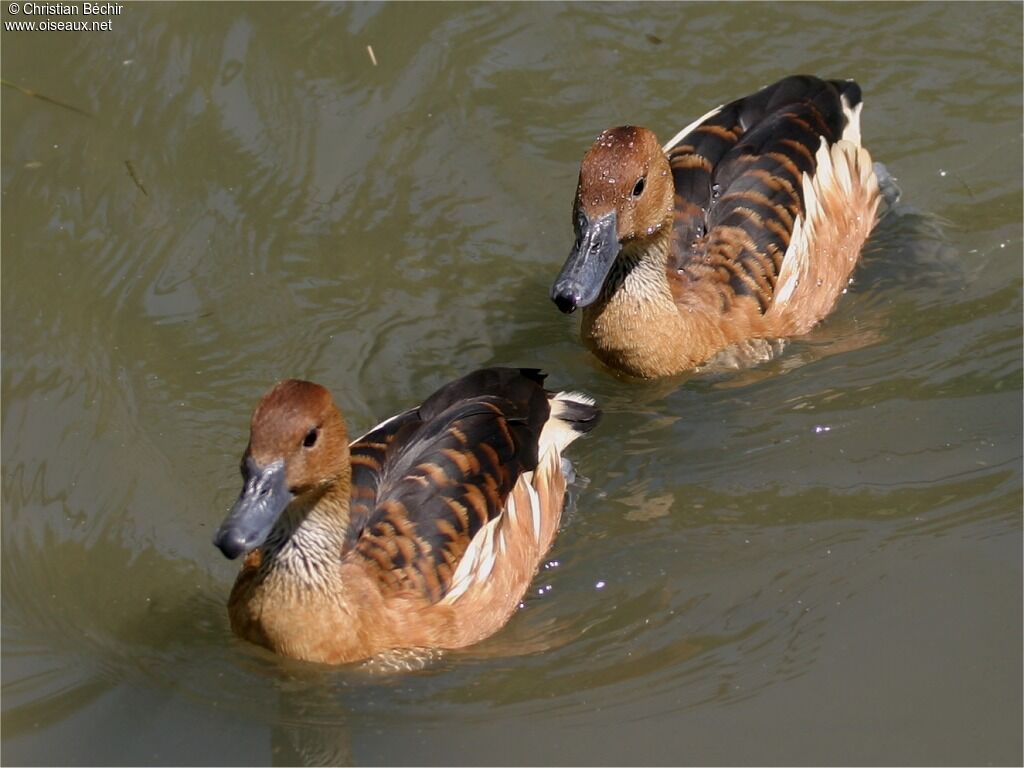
left=554, top=390, right=597, bottom=408
left=538, top=391, right=596, bottom=460
left=840, top=94, right=863, bottom=147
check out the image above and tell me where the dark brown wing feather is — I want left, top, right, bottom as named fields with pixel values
left=667, top=75, right=860, bottom=312
left=348, top=368, right=551, bottom=602
left=346, top=407, right=419, bottom=553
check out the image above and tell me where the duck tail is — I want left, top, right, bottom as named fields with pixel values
left=827, top=78, right=865, bottom=147
left=538, top=391, right=601, bottom=459
left=500, top=391, right=598, bottom=574
left=440, top=388, right=599, bottom=616
left=770, top=134, right=881, bottom=333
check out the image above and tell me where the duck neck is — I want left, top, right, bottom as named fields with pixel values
left=581, top=227, right=697, bottom=377
left=259, top=476, right=351, bottom=593
left=601, top=230, right=675, bottom=306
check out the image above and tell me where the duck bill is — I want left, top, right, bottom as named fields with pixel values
left=550, top=210, right=620, bottom=314
left=213, top=457, right=292, bottom=560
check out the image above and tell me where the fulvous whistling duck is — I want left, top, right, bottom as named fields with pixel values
left=214, top=368, right=600, bottom=665
left=551, top=74, right=883, bottom=378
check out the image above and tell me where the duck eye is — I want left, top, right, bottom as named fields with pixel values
left=302, top=428, right=319, bottom=448
left=632, top=177, right=646, bottom=197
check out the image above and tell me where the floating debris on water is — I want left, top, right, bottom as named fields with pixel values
left=125, top=160, right=148, bottom=197
left=1, top=78, right=92, bottom=117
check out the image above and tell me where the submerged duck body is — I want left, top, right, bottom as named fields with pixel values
left=214, top=368, right=599, bottom=665
left=551, top=75, right=882, bottom=378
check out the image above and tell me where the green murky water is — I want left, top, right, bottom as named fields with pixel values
left=2, top=2, right=1021, bottom=765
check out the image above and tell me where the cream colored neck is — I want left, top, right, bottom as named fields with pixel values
left=597, top=231, right=676, bottom=308
left=258, top=482, right=350, bottom=593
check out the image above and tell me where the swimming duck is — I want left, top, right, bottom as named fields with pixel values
left=214, top=368, right=600, bottom=665
left=551, top=74, right=882, bottom=378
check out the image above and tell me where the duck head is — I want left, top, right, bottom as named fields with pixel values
left=551, top=126, right=674, bottom=313
left=214, top=379, right=350, bottom=559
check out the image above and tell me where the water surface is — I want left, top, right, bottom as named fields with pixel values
left=2, top=2, right=1021, bottom=765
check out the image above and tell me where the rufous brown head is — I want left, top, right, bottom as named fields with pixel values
left=214, top=380, right=350, bottom=559
left=551, top=126, right=674, bottom=313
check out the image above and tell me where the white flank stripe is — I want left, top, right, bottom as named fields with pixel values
left=443, top=514, right=500, bottom=603
left=506, top=490, right=518, bottom=525
left=801, top=171, right=817, bottom=224
left=525, top=481, right=542, bottom=545
left=444, top=562, right=472, bottom=602
left=774, top=215, right=803, bottom=305
left=814, top=137, right=834, bottom=192
left=475, top=525, right=497, bottom=582
left=833, top=144, right=853, bottom=195
left=775, top=126, right=869, bottom=313
left=859, top=148, right=873, bottom=186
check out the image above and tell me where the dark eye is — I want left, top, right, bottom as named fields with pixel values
left=302, top=428, right=319, bottom=448
left=632, top=176, right=646, bottom=197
